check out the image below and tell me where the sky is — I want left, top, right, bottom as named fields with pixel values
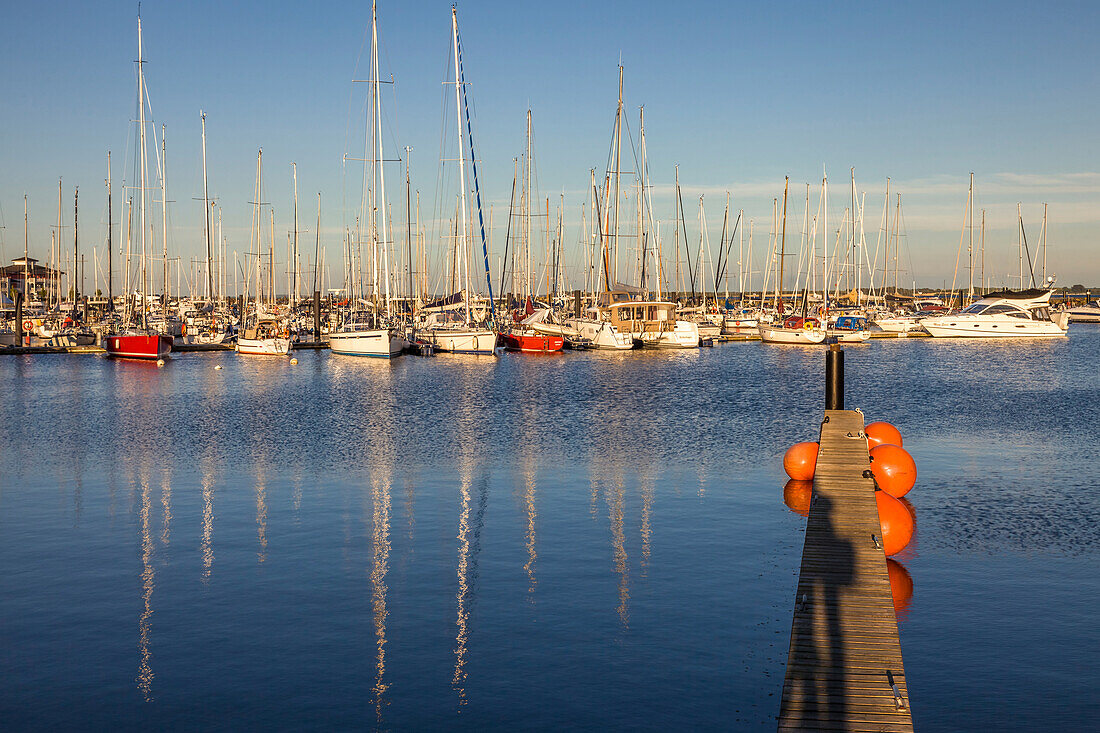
left=2, top=0, right=1098, bottom=295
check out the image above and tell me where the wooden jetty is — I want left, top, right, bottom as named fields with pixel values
left=778, top=409, right=913, bottom=731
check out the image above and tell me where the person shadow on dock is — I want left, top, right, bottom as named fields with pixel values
left=782, top=492, right=855, bottom=727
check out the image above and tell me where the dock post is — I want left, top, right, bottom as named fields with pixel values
left=15, top=290, right=24, bottom=343
left=313, top=291, right=321, bottom=339
left=825, top=343, right=844, bottom=410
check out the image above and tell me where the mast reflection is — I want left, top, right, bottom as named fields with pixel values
left=640, top=472, right=654, bottom=576
left=160, top=465, right=172, bottom=546
left=523, top=467, right=538, bottom=598
left=608, top=475, right=630, bottom=629
left=369, top=468, right=392, bottom=722
left=452, top=457, right=472, bottom=705
left=136, top=470, right=155, bottom=701
left=255, top=468, right=268, bottom=564
left=200, top=458, right=215, bottom=582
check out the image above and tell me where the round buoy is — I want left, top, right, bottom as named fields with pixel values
left=869, top=444, right=917, bottom=497
left=156, top=359, right=165, bottom=367
left=875, top=491, right=914, bottom=556
left=866, top=421, right=903, bottom=448
left=886, top=558, right=913, bottom=613
left=290, top=357, right=298, bottom=365
left=214, top=365, right=223, bottom=371
left=783, top=479, right=813, bottom=517
left=783, top=441, right=819, bottom=481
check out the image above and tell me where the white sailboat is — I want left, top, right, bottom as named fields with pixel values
left=421, top=7, right=496, bottom=356
left=237, top=150, right=290, bottom=356
left=332, top=2, right=408, bottom=359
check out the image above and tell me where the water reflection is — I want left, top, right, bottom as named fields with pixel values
left=640, top=473, right=654, bottom=575
left=255, top=467, right=268, bottom=564
left=522, top=465, right=538, bottom=598
left=160, top=465, right=172, bottom=546
left=369, top=468, right=392, bottom=722
left=200, top=459, right=215, bottom=581
left=608, top=474, right=630, bottom=629
left=136, top=468, right=155, bottom=701
left=452, top=455, right=472, bottom=704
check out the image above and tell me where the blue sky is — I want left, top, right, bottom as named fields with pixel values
left=2, top=0, right=1098, bottom=293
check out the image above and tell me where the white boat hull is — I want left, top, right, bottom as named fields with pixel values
left=236, top=337, right=291, bottom=355
left=758, top=324, right=827, bottom=344
left=922, top=317, right=1066, bottom=338
left=569, top=319, right=634, bottom=350
left=636, top=321, right=701, bottom=349
left=424, top=328, right=497, bottom=355
left=330, top=329, right=407, bottom=358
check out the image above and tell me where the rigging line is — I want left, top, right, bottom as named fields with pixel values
left=499, top=169, right=517, bottom=304
left=455, top=23, right=495, bottom=319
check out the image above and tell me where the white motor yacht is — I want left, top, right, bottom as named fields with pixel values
left=921, top=289, right=1069, bottom=338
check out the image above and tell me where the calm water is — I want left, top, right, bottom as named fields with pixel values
left=1, top=330, right=1097, bottom=730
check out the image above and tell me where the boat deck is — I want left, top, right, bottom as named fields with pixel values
left=778, top=409, right=913, bottom=732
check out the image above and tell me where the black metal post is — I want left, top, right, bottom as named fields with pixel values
left=825, top=343, right=844, bottom=410
left=15, top=290, right=24, bottom=343
left=313, top=290, right=321, bottom=341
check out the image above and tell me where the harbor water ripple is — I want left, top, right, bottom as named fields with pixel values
left=1, top=329, right=1097, bottom=730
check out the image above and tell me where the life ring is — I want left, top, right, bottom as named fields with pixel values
left=803, top=321, right=814, bottom=331
left=22, top=319, right=33, bottom=332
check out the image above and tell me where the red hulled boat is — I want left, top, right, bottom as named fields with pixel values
left=499, top=330, right=564, bottom=353
left=104, top=333, right=173, bottom=360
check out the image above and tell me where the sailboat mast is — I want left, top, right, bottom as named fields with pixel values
left=612, top=64, right=623, bottom=287
left=980, top=209, right=986, bottom=295
left=161, top=124, right=169, bottom=306
left=137, top=16, right=148, bottom=329
left=405, top=147, right=415, bottom=318
left=292, top=162, right=299, bottom=304
left=524, top=109, right=532, bottom=299
left=372, top=2, right=391, bottom=315
left=74, top=187, right=79, bottom=309
left=201, top=112, right=213, bottom=301
left=778, top=176, right=789, bottom=311
left=451, top=7, right=471, bottom=324
left=968, top=172, right=974, bottom=302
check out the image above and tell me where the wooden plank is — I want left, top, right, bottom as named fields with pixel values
left=778, top=409, right=914, bottom=730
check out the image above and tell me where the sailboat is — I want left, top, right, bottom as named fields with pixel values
left=421, top=7, right=497, bottom=356
left=105, top=15, right=173, bottom=361
left=330, top=2, right=409, bottom=358
left=758, top=176, right=827, bottom=345
left=236, top=149, right=291, bottom=356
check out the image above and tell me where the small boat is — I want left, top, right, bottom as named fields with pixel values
left=422, top=326, right=498, bottom=355
left=105, top=332, right=173, bottom=360
left=236, top=318, right=291, bottom=355
left=329, top=317, right=408, bottom=358
left=608, top=300, right=700, bottom=349
left=828, top=315, right=871, bottom=343
left=758, top=315, right=827, bottom=345
left=499, top=330, right=564, bottom=353
left=921, top=289, right=1069, bottom=338
left=1063, top=301, right=1100, bottom=323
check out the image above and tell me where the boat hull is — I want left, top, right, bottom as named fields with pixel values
left=424, top=328, right=498, bottom=355
left=569, top=319, right=634, bottom=350
left=330, top=329, right=407, bottom=358
left=758, top=324, right=827, bottom=344
left=500, top=331, right=564, bottom=353
left=105, top=334, right=174, bottom=360
left=635, top=321, right=701, bottom=349
left=921, top=319, right=1066, bottom=338
left=236, top=337, right=291, bottom=355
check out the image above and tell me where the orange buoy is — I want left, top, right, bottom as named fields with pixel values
left=866, top=421, right=903, bottom=448
left=886, top=558, right=913, bottom=613
left=875, top=491, right=914, bottom=556
left=783, top=479, right=813, bottom=517
left=783, top=441, right=819, bottom=481
left=869, top=444, right=917, bottom=497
